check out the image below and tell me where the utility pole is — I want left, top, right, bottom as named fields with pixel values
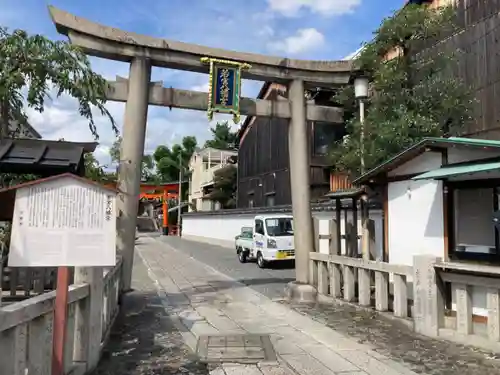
left=177, top=154, right=182, bottom=236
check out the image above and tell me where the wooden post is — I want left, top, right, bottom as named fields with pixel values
left=73, top=267, right=104, bottom=372
left=345, top=222, right=355, bottom=257
left=352, top=197, right=358, bottom=256
left=328, top=219, right=339, bottom=255
left=52, top=266, right=70, bottom=375
left=361, top=195, right=370, bottom=260
left=335, top=199, right=342, bottom=255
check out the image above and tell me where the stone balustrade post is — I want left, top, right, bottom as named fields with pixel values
left=73, top=267, right=104, bottom=372
left=413, top=255, right=444, bottom=337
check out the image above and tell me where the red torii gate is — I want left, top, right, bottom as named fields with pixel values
left=105, top=182, right=180, bottom=235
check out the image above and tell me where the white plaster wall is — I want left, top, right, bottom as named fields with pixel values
left=388, top=179, right=444, bottom=267
left=388, top=151, right=442, bottom=177
left=182, top=213, right=257, bottom=248
left=182, top=209, right=383, bottom=258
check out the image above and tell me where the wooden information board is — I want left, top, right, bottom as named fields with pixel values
left=8, top=176, right=116, bottom=267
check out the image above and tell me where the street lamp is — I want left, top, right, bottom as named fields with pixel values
left=354, top=75, right=369, bottom=174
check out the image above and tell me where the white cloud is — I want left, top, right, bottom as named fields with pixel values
left=268, top=28, right=325, bottom=55
left=267, top=0, right=361, bottom=17
left=190, top=83, right=210, bottom=92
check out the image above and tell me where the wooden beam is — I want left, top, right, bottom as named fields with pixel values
left=106, top=79, right=344, bottom=123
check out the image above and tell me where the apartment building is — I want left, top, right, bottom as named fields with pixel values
left=188, top=147, right=237, bottom=211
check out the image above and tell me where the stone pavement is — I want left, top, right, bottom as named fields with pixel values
left=136, top=235, right=423, bottom=375
left=91, top=249, right=209, bottom=375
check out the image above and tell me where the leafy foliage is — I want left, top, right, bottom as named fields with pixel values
left=205, top=164, right=237, bottom=209
left=0, top=27, right=116, bottom=139
left=153, top=136, right=197, bottom=183
left=110, top=137, right=158, bottom=183
left=84, top=152, right=117, bottom=183
left=0, top=173, right=38, bottom=189
left=330, top=4, right=474, bottom=176
left=204, top=121, right=237, bottom=149
left=84, top=152, right=106, bottom=182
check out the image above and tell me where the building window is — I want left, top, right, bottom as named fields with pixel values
left=265, top=194, right=275, bottom=207
left=313, top=122, right=347, bottom=156
left=454, top=188, right=495, bottom=255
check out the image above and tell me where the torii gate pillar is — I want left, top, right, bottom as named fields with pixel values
left=117, top=57, right=151, bottom=292
left=285, top=79, right=317, bottom=302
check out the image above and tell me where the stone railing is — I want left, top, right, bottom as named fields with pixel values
left=310, top=240, right=500, bottom=352
left=310, top=253, right=413, bottom=320
left=0, top=258, right=123, bottom=375
left=430, top=260, right=500, bottom=351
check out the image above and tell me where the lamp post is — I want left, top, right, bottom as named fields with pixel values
left=354, top=76, right=369, bottom=174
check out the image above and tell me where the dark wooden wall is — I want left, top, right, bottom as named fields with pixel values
left=237, top=112, right=291, bottom=208
left=421, top=1, right=500, bottom=139
left=237, top=90, right=345, bottom=208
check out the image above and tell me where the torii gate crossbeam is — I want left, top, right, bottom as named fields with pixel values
left=49, top=5, right=359, bottom=301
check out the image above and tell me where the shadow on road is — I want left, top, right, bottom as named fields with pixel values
left=190, top=277, right=295, bottom=294
left=253, top=260, right=295, bottom=270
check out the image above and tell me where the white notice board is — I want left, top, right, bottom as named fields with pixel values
left=8, top=177, right=117, bottom=267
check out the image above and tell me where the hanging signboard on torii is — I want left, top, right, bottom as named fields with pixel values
left=201, top=57, right=250, bottom=123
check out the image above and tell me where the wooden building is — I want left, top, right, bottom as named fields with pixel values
left=410, top=0, right=500, bottom=139
left=236, top=83, right=347, bottom=208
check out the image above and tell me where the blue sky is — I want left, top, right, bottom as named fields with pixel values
left=0, top=0, right=405, bottom=166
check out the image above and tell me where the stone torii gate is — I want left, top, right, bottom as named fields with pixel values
left=49, top=6, right=358, bottom=299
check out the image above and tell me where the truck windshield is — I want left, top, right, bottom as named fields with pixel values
left=265, top=218, right=293, bottom=237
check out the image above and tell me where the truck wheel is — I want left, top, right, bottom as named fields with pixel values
left=257, top=252, right=267, bottom=268
left=238, top=248, right=247, bottom=263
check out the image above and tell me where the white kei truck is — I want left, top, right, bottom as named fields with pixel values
left=234, top=214, right=295, bottom=268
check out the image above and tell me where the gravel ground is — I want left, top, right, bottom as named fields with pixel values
left=282, top=300, right=500, bottom=375
left=91, top=254, right=210, bottom=375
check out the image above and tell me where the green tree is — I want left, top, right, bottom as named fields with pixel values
left=153, top=136, right=197, bottom=184
left=205, top=164, right=237, bottom=209
left=110, top=137, right=158, bottom=182
left=84, top=152, right=117, bottom=183
left=0, top=28, right=116, bottom=139
left=204, top=121, right=237, bottom=149
left=330, top=4, right=474, bottom=176
left=84, top=152, right=105, bottom=181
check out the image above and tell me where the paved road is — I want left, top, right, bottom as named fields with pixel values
left=156, top=235, right=295, bottom=300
